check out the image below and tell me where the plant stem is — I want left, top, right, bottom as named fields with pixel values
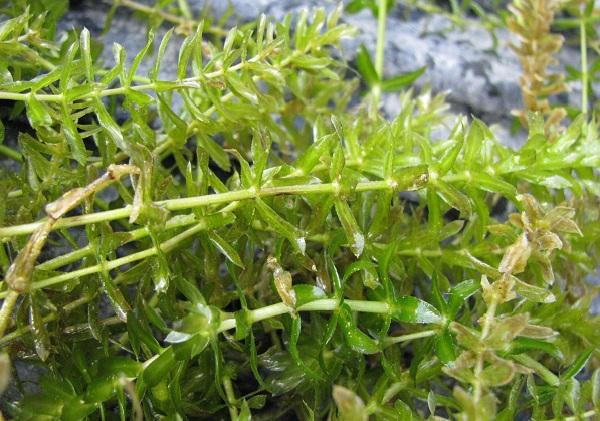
left=511, top=354, right=560, bottom=387
left=473, top=294, right=498, bottom=403
left=580, top=9, right=589, bottom=117
left=0, top=291, right=19, bottom=338
left=0, top=144, right=22, bottom=162
left=372, top=0, right=388, bottom=113
left=222, top=375, right=239, bottom=420
left=0, top=180, right=399, bottom=238
left=218, top=299, right=397, bottom=334
left=382, top=329, right=437, bottom=346
left=0, top=218, right=221, bottom=299
left=35, top=213, right=198, bottom=271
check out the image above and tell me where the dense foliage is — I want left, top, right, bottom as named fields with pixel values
left=0, top=0, right=599, bottom=420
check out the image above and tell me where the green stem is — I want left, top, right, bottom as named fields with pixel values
left=0, top=180, right=396, bottom=238
left=0, top=144, right=22, bottom=162
left=382, top=329, right=437, bottom=346
left=35, top=213, right=198, bottom=271
left=0, top=290, right=19, bottom=338
left=580, top=10, right=589, bottom=117
left=473, top=293, right=498, bottom=403
left=375, top=0, right=387, bottom=80
left=0, top=218, right=220, bottom=299
left=218, top=299, right=395, bottom=334
left=372, top=0, right=388, bottom=113
left=512, top=354, right=560, bottom=387
left=222, top=376, right=239, bottom=420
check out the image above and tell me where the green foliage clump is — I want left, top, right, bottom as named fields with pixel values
left=0, top=0, right=599, bottom=420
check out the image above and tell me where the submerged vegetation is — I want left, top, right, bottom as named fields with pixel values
left=0, top=0, right=599, bottom=419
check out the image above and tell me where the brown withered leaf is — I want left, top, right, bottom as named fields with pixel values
left=485, top=313, right=529, bottom=350
left=499, top=233, right=531, bottom=275
left=481, top=353, right=516, bottom=387
left=267, top=256, right=296, bottom=309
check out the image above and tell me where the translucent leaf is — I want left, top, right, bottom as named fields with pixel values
left=150, top=28, right=173, bottom=81
left=381, top=66, right=426, bottom=92
left=511, top=337, right=563, bottom=360
left=436, top=327, right=457, bottom=365
left=61, top=103, right=87, bottom=164
left=434, top=179, right=472, bottom=216
left=127, top=29, right=154, bottom=85
left=80, top=27, right=93, bottom=81
left=293, top=284, right=327, bottom=307
left=561, top=349, right=593, bottom=381
left=356, top=44, right=378, bottom=87
left=95, top=99, right=126, bottom=152
left=255, top=198, right=305, bottom=254
left=26, top=94, right=52, bottom=128
left=335, top=199, right=364, bottom=257
left=208, top=232, right=245, bottom=269
left=339, top=303, right=379, bottom=354
left=142, top=347, right=176, bottom=387
left=391, top=296, right=443, bottom=324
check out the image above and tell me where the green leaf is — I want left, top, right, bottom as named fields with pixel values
left=293, top=284, right=327, bottom=307
left=94, top=98, right=126, bottom=152
left=208, top=231, right=245, bottom=268
left=391, top=296, right=443, bottom=324
left=335, top=199, right=365, bottom=257
left=433, top=179, right=473, bottom=216
left=339, top=303, right=380, bottom=354
left=127, top=311, right=161, bottom=355
left=470, top=172, right=517, bottom=201
left=447, top=279, right=481, bottom=320
left=61, top=103, right=87, bottom=164
left=255, top=197, right=305, bottom=254
left=26, top=94, right=52, bottom=128
left=436, top=327, right=457, bottom=365
left=381, top=66, right=426, bottom=92
left=561, top=349, right=594, bottom=381
left=356, top=44, right=379, bottom=87
left=510, top=338, right=563, bottom=361
left=150, top=28, right=173, bottom=81
left=127, top=29, right=154, bottom=85
left=143, top=347, right=176, bottom=387
left=80, top=27, right=93, bottom=81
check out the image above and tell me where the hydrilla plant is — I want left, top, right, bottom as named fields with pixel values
left=0, top=0, right=599, bottom=420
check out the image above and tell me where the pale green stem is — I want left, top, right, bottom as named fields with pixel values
left=580, top=11, right=589, bottom=117
left=371, top=0, right=388, bottom=114
left=0, top=291, right=19, bottom=338
left=0, top=180, right=395, bottom=238
left=35, top=213, right=198, bottom=272
left=382, top=329, right=437, bottom=346
left=222, top=376, right=239, bottom=421
left=0, top=145, right=22, bottom=162
left=512, top=354, right=560, bottom=387
left=473, top=294, right=498, bottom=403
left=0, top=218, right=217, bottom=299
